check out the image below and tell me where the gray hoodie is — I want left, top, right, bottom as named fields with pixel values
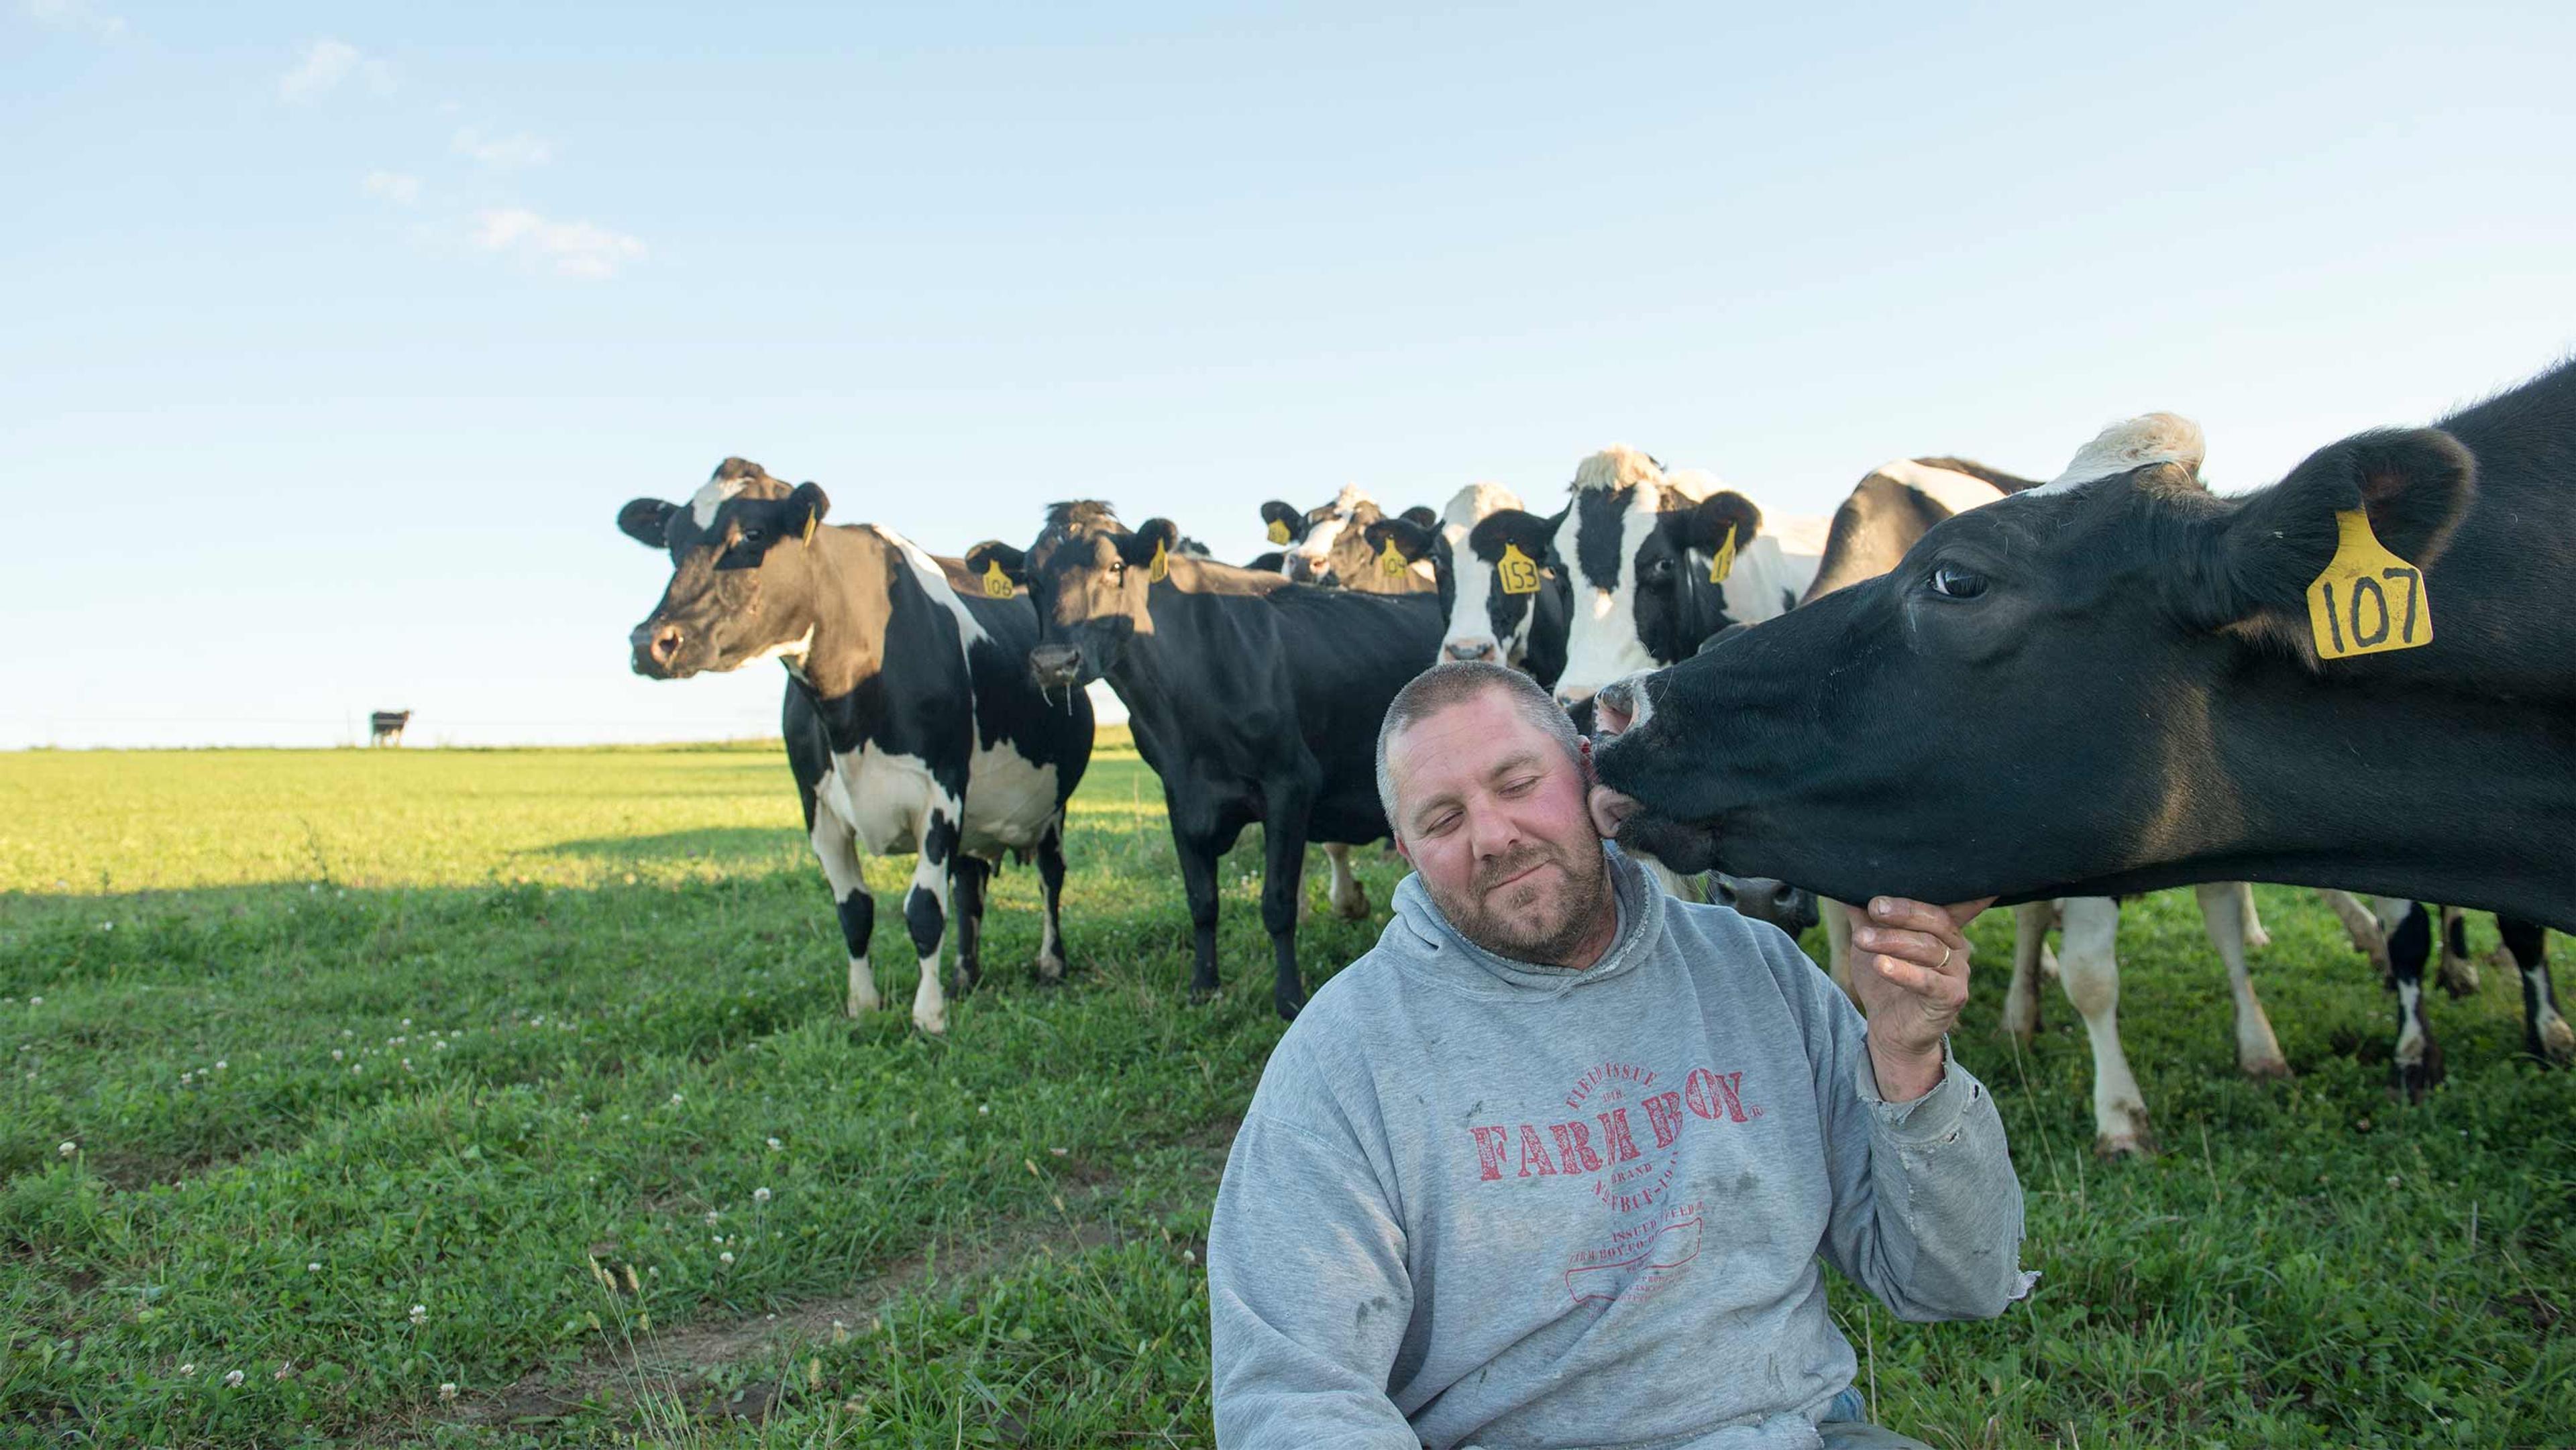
left=1208, top=848, right=2033, bottom=1450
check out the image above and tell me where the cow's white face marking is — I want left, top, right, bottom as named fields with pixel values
left=1441, top=481, right=1521, bottom=551
left=1443, top=552, right=1507, bottom=661
left=1285, top=483, right=1375, bottom=577
left=1555, top=488, right=1670, bottom=700
left=691, top=473, right=747, bottom=528
left=1874, top=458, right=2008, bottom=517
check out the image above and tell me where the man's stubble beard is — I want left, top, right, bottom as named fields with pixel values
left=1430, top=836, right=1615, bottom=967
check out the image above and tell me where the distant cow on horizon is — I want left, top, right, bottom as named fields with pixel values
left=369, top=711, right=411, bottom=747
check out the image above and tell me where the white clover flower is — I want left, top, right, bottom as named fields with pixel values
left=223, top=1369, right=245, bottom=1388
left=704, top=1210, right=721, bottom=1226
left=719, top=1251, right=735, bottom=1266
left=753, top=1187, right=771, bottom=1204
left=670, top=1093, right=685, bottom=1106
left=28, top=996, right=41, bottom=1006
left=307, top=1262, right=321, bottom=1273
left=977, top=1104, right=989, bottom=1115
left=766, top=1137, right=782, bottom=1151
left=215, top=1060, right=227, bottom=1070
left=438, top=1382, right=458, bottom=1401
left=58, top=1141, right=76, bottom=1159
left=178, top=1363, right=195, bottom=1376
left=409, top=1304, right=428, bottom=1326
left=331, top=1050, right=343, bottom=1062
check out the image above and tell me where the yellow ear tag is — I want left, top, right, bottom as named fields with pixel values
left=800, top=511, right=818, bottom=546
left=1267, top=518, right=1291, bottom=545
left=1379, top=537, right=1409, bottom=577
left=1148, top=539, right=1169, bottom=583
left=1497, top=541, right=1542, bottom=596
left=1707, top=524, right=1738, bottom=584
left=980, top=560, right=1015, bottom=599
left=2307, top=509, right=2431, bottom=659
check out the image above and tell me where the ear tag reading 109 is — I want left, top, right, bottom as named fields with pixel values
left=2307, top=509, right=2431, bottom=659
left=980, top=561, right=1015, bottom=599
left=1379, top=537, right=1409, bottom=577
left=1148, top=539, right=1170, bottom=583
left=1497, top=541, right=1542, bottom=596
left=1267, top=518, right=1292, bottom=545
left=1706, top=524, right=1738, bottom=584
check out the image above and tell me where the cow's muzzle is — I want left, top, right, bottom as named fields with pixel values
left=1711, top=875, right=1821, bottom=935
left=630, top=621, right=688, bottom=679
left=1445, top=638, right=1498, bottom=662
left=1029, top=643, right=1083, bottom=689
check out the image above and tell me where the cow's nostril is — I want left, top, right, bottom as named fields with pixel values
left=650, top=625, right=683, bottom=664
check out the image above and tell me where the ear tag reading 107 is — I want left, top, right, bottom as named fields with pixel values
left=1379, top=538, right=1409, bottom=577
left=980, top=561, right=1015, bottom=599
left=2307, top=509, right=2431, bottom=659
left=1148, top=539, right=1170, bottom=583
left=1267, top=518, right=1292, bottom=545
left=1706, top=524, right=1738, bottom=584
left=1497, top=541, right=1542, bottom=596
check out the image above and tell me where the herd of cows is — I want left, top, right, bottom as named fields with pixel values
left=616, top=355, right=2575, bottom=1156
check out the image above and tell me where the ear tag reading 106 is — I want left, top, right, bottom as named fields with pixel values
left=980, top=561, right=1015, bottom=599
left=1379, top=537, right=1409, bottom=577
left=1497, top=541, right=1542, bottom=596
left=1148, top=539, right=1170, bottom=583
left=1706, top=524, right=1739, bottom=584
left=2307, top=509, right=2431, bottom=659
left=1267, top=518, right=1292, bottom=545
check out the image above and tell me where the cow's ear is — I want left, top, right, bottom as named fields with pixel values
left=786, top=482, right=830, bottom=544
left=2194, top=428, right=2475, bottom=628
left=1683, top=491, right=1764, bottom=552
left=1258, top=500, right=1302, bottom=545
left=1399, top=504, right=1437, bottom=530
left=1364, top=517, right=1437, bottom=563
left=618, top=498, right=679, bottom=548
left=1119, top=518, right=1180, bottom=568
left=964, top=541, right=1027, bottom=583
left=1245, top=551, right=1286, bottom=574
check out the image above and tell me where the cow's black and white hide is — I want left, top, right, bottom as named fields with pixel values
left=619, top=457, right=1092, bottom=1036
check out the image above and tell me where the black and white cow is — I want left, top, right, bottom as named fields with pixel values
left=1550, top=445, right=1827, bottom=708
left=2369, top=899, right=2567, bottom=1099
left=619, top=458, right=1092, bottom=1036
left=1590, top=359, right=2576, bottom=1100
left=1801, top=457, right=2041, bottom=603
left=969, top=503, right=1445, bottom=1019
left=1368, top=504, right=1573, bottom=688
left=1258, top=485, right=1440, bottom=593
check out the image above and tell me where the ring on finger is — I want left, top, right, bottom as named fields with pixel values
left=1937, top=944, right=1955, bottom=970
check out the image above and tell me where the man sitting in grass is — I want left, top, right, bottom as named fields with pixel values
left=1208, top=661, right=2033, bottom=1450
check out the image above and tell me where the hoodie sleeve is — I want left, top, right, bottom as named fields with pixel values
left=1208, top=1105, right=1419, bottom=1450
left=1782, top=938, right=2036, bottom=1323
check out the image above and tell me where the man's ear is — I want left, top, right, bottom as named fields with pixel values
left=1258, top=500, right=1303, bottom=545
left=2187, top=427, right=2475, bottom=630
left=964, top=541, right=1028, bottom=583
left=617, top=498, right=679, bottom=549
left=1363, top=516, right=1438, bottom=563
left=1682, top=491, right=1764, bottom=553
left=1399, top=504, right=1438, bottom=530
left=1392, top=830, right=1413, bottom=865
left=786, top=482, right=831, bottom=543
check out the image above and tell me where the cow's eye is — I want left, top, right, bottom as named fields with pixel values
left=741, top=528, right=765, bottom=547
left=1927, top=563, right=1987, bottom=599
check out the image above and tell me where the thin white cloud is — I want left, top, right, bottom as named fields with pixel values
left=472, top=209, right=646, bottom=280
left=452, top=127, right=554, bottom=169
left=360, top=170, right=422, bottom=206
left=279, top=38, right=395, bottom=103
left=23, top=0, right=127, bottom=40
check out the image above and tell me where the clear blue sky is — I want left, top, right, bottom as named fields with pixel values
left=9, top=1, right=2572, bottom=746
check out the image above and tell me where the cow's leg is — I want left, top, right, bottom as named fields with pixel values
left=1320, top=842, right=1369, bottom=920
left=2383, top=899, right=2444, bottom=1101
left=809, top=816, right=879, bottom=1017
left=2238, top=881, right=2271, bottom=952
left=1824, top=904, right=1855, bottom=996
left=1175, top=832, right=1224, bottom=1003
left=2000, top=900, right=2057, bottom=1042
left=1261, top=821, right=1311, bottom=1021
left=2318, top=889, right=2393, bottom=988
left=1034, top=821, right=1069, bottom=983
left=949, top=856, right=989, bottom=1001
left=2056, top=896, right=2155, bottom=1157
left=2436, top=905, right=2480, bottom=998
left=2194, top=881, right=2289, bottom=1078
left=2498, top=918, right=2573, bottom=1066
left=902, top=806, right=960, bottom=1036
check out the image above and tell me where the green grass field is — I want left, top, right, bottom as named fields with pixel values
left=2, top=742, right=2570, bottom=1447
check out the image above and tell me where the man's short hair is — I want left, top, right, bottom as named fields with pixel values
left=1375, top=661, right=1586, bottom=833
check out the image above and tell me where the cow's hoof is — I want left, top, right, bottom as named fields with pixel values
left=847, top=989, right=881, bottom=1017
left=2534, top=1017, right=2575, bottom=1066
left=1332, top=886, right=1371, bottom=921
left=2244, top=924, right=2273, bottom=952
left=2094, top=1127, right=2159, bottom=1160
left=1273, top=991, right=1305, bottom=1021
left=2240, top=1053, right=2294, bottom=1081
left=2390, top=1060, right=2441, bottom=1103
left=1187, top=983, right=1221, bottom=1007
left=913, top=1003, right=949, bottom=1036
left=1034, top=953, right=1067, bottom=985
left=2436, top=960, right=2481, bottom=999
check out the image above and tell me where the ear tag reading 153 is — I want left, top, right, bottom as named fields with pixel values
left=981, top=561, right=1015, bottom=599
left=1267, top=519, right=1291, bottom=545
left=2307, top=509, right=2430, bottom=659
left=1379, top=538, right=1409, bottom=577
left=1706, top=524, right=1738, bottom=583
left=1148, top=539, right=1170, bottom=583
left=1497, top=541, right=1542, bottom=596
